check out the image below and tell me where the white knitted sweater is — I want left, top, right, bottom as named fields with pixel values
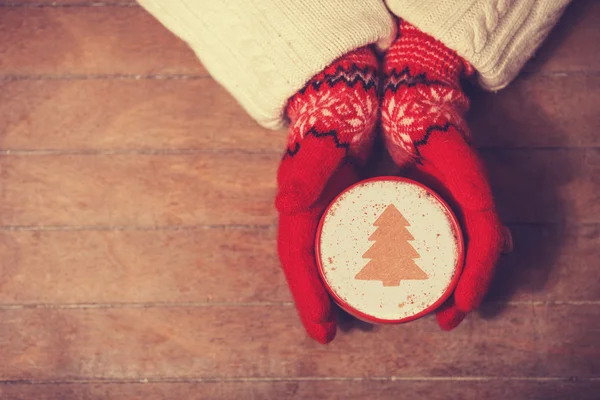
left=138, top=0, right=571, bottom=129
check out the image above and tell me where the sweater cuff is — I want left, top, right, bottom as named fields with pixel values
left=138, top=0, right=396, bottom=130
left=385, top=0, right=571, bottom=91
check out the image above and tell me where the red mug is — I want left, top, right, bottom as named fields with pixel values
left=316, top=176, right=464, bottom=324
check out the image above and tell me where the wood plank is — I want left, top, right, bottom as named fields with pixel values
left=0, top=6, right=205, bottom=76
left=0, top=1, right=597, bottom=77
left=0, top=304, right=598, bottom=379
left=488, top=224, right=600, bottom=303
left=0, top=154, right=279, bottom=227
left=0, top=79, right=284, bottom=152
left=0, top=227, right=287, bottom=304
left=0, top=224, right=598, bottom=305
left=526, top=0, right=600, bottom=74
left=0, top=75, right=596, bottom=152
left=1, top=380, right=599, bottom=400
left=470, top=75, right=600, bottom=148
left=537, top=304, right=600, bottom=377
left=484, top=149, right=600, bottom=224
left=1, top=150, right=599, bottom=227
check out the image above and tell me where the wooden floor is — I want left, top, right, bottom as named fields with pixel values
left=0, top=1, right=599, bottom=399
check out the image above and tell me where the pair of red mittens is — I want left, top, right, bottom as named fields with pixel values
left=277, top=21, right=511, bottom=343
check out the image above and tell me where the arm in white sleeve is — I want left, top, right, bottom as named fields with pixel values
left=385, top=0, right=572, bottom=90
left=138, top=0, right=396, bottom=129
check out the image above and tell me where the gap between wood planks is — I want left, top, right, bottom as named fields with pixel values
left=0, top=1, right=137, bottom=7
left=0, top=221, right=598, bottom=232
left=0, top=223, right=277, bottom=231
left=1, top=376, right=599, bottom=385
left=0, top=301, right=597, bottom=310
left=0, top=148, right=279, bottom=156
left=0, top=72, right=598, bottom=81
left=1, top=147, right=600, bottom=156
left=0, top=74, right=210, bottom=81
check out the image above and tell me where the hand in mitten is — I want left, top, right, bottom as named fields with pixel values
left=381, top=21, right=512, bottom=330
left=277, top=47, right=380, bottom=343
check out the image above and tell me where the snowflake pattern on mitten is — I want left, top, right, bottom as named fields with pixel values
left=382, top=81, right=469, bottom=156
left=286, top=47, right=379, bottom=163
left=382, top=22, right=473, bottom=165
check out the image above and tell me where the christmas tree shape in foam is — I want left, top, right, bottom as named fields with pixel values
left=355, top=204, right=428, bottom=286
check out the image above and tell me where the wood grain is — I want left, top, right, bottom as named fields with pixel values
left=0, top=6, right=205, bottom=76
left=0, top=224, right=598, bottom=305
left=470, top=75, right=600, bottom=148
left=0, top=154, right=278, bottom=227
left=525, top=0, right=600, bottom=74
left=0, top=78, right=284, bottom=152
left=484, top=149, right=600, bottom=224
left=1, top=380, right=599, bottom=400
left=0, top=227, right=286, bottom=304
left=0, top=75, right=597, bottom=152
left=489, top=224, right=600, bottom=303
left=0, top=304, right=598, bottom=380
left=536, top=304, right=600, bottom=377
left=0, top=150, right=598, bottom=227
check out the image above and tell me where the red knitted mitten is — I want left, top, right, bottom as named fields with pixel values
left=382, top=21, right=512, bottom=330
left=277, top=47, right=379, bottom=343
